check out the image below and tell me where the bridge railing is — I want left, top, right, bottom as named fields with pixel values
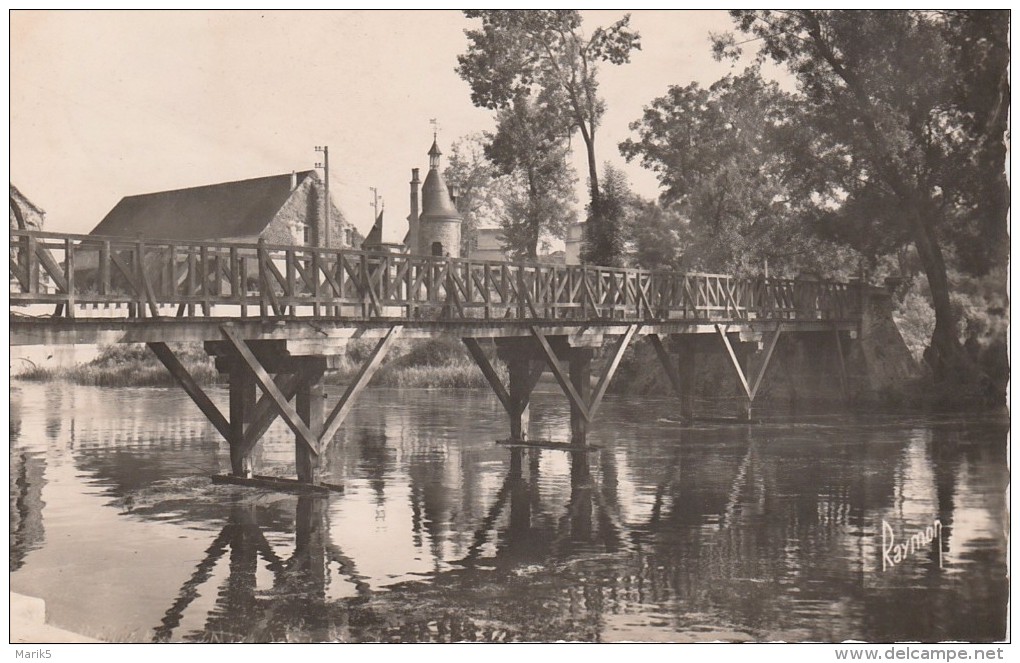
left=9, top=229, right=862, bottom=322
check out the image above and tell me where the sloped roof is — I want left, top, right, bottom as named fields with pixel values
left=90, top=171, right=316, bottom=240
left=364, top=210, right=384, bottom=247
left=10, top=183, right=45, bottom=230
left=420, top=168, right=461, bottom=221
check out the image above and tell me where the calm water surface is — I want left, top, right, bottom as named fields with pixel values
left=9, top=381, right=1008, bottom=642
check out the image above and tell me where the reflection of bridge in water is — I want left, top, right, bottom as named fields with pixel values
left=11, top=229, right=869, bottom=488
left=141, top=423, right=981, bottom=643
left=10, top=375, right=1005, bottom=642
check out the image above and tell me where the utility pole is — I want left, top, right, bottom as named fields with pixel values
left=369, top=187, right=379, bottom=223
left=314, top=146, right=330, bottom=248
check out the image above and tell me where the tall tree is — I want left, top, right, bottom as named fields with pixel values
left=443, top=128, right=576, bottom=261
left=583, top=163, right=629, bottom=267
left=487, top=96, right=577, bottom=260
left=443, top=134, right=507, bottom=256
left=620, top=67, right=860, bottom=277
left=625, top=199, right=690, bottom=271
left=712, top=10, right=1007, bottom=382
left=457, top=10, right=640, bottom=264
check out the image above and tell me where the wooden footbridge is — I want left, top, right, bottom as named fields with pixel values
left=10, top=229, right=863, bottom=489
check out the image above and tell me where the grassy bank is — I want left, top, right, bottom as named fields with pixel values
left=13, top=338, right=503, bottom=390
left=15, top=344, right=219, bottom=388
left=327, top=337, right=505, bottom=389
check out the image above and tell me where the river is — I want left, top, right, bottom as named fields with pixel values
left=9, top=381, right=1008, bottom=643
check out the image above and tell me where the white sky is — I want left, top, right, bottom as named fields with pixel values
left=10, top=10, right=762, bottom=241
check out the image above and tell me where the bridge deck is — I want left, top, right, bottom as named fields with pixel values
left=10, top=229, right=863, bottom=346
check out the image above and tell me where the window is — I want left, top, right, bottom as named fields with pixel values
left=302, top=224, right=311, bottom=245
left=431, top=242, right=443, bottom=257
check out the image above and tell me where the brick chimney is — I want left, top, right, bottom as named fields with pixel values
left=409, top=168, right=420, bottom=251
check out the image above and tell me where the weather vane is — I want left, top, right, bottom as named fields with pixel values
left=430, top=118, right=440, bottom=141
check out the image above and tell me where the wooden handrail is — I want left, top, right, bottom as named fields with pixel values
left=9, top=229, right=864, bottom=323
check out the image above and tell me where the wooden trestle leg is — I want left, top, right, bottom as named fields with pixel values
left=465, top=338, right=544, bottom=443
left=149, top=326, right=401, bottom=492
left=467, top=327, right=637, bottom=447
left=715, top=324, right=782, bottom=423
left=568, top=348, right=593, bottom=445
left=295, top=368, right=326, bottom=484
left=228, top=362, right=256, bottom=477
left=506, top=354, right=543, bottom=442
left=676, top=338, right=697, bottom=420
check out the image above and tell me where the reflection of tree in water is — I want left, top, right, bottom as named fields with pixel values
left=11, top=384, right=45, bottom=572
left=44, top=384, right=63, bottom=441
left=356, top=430, right=394, bottom=508
left=32, top=381, right=1003, bottom=643
left=860, top=421, right=1008, bottom=642
left=9, top=449, right=46, bottom=572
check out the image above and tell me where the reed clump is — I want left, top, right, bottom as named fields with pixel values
left=15, top=344, right=218, bottom=388
left=15, top=338, right=501, bottom=390
left=328, top=337, right=504, bottom=389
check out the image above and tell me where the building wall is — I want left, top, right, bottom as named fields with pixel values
left=565, top=222, right=585, bottom=265
left=469, top=228, right=505, bottom=261
left=265, top=176, right=356, bottom=248
left=10, top=186, right=45, bottom=231
left=419, top=219, right=461, bottom=258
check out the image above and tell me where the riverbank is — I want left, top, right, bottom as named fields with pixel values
left=10, top=335, right=1000, bottom=412
left=12, top=338, right=502, bottom=390
left=10, top=593, right=103, bottom=644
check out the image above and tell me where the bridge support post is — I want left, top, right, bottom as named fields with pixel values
left=295, top=371, right=326, bottom=484
left=733, top=339, right=753, bottom=421
left=468, top=338, right=545, bottom=443
left=507, top=355, right=538, bottom=442
left=228, top=363, right=256, bottom=477
left=568, top=348, right=593, bottom=445
left=675, top=336, right=697, bottom=420
left=833, top=328, right=850, bottom=404
left=715, top=324, right=783, bottom=423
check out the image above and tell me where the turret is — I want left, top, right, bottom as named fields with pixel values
left=418, top=138, right=462, bottom=258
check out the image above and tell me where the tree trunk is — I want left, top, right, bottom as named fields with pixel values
left=908, top=208, right=977, bottom=384
left=581, top=129, right=600, bottom=207
left=579, top=126, right=602, bottom=266
left=526, top=169, right=540, bottom=259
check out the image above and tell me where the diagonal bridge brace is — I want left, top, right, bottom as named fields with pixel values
left=220, top=325, right=319, bottom=455
left=319, top=324, right=403, bottom=445
left=530, top=324, right=639, bottom=424
left=220, top=324, right=403, bottom=460
left=463, top=338, right=545, bottom=419
left=715, top=323, right=782, bottom=403
left=587, top=323, right=639, bottom=421
left=147, top=342, right=230, bottom=442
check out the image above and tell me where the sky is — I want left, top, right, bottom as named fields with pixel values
left=10, top=10, right=764, bottom=241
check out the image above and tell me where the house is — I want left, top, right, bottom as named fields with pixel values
left=10, top=183, right=51, bottom=292
left=468, top=227, right=507, bottom=262
left=90, top=170, right=358, bottom=249
left=10, top=183, right=45, bottom=231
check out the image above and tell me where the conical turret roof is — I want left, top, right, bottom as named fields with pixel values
left=420, top=138, right=461, bottom=222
